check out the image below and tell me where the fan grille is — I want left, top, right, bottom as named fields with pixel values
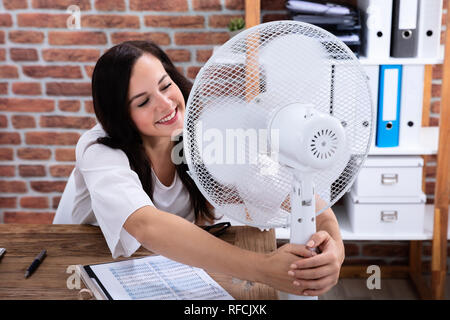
left=183, top=21, right=374, bottom=228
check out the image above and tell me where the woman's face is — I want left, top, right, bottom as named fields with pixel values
left=128, top=54, right=185, bottom=141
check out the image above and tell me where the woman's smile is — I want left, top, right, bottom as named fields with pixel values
left=156, top=106, right=179, bottom=125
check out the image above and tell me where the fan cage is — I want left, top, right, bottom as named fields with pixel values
left=183, top=20, right=374, bottom=229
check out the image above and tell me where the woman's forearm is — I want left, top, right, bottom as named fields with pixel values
left=124, top=206, right=266, bottom=283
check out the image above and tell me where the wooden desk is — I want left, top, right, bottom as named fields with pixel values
left=0, top=224, right=278, bottom=300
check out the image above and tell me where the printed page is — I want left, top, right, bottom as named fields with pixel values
left=88, top=255, right=234, bottom=300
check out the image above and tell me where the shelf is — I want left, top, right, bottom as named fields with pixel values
left=359, top=46, right=445, bottom=66
left=360, top=57, right=444, bottom=66
left=368, top=127, right=439, bottom=155
left=215, top=204, right=450, bottom=241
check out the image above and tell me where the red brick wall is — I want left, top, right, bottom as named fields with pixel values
left=0, top=0, right=448, bottom=272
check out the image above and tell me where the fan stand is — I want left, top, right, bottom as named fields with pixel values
left=279, top=171, right=318, bottom=300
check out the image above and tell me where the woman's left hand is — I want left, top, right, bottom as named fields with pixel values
left=288, top=230, right=344, bottom=296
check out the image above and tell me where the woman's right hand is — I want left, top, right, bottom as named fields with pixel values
left=259, top=243, right=316, bottom=296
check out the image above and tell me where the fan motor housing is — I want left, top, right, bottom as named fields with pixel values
left=269, top=103, right=346, bottom=171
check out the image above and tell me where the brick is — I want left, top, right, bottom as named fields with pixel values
left=432, top=64, right=443, bottom=80
left=111, top=32, right=170, bottom=45
left=50, top=164, right=75, bottom=177
left=193, top=0, right=221, bottom=10
left=144, top=15, right=204, bottom=28
left=40, top=115, right=96, bottom=129
left=0, top=181, right=27, bottom=193
left=423, top=155, right=438, bottom=163
left=85, top=101, right=94, bottom=113
left=17, top=148, right=51, bottom=160
left=0, top=14, right=13, bottom=27
left=95, top=0, right=125, bottom=11
left=130, top=0, right=188, bottom=11
left=166, top=49, right=191, bottom=62
left=49, top=31, right=107, bottom=45
left=0, top=115, right=6, bottom=127
left=0, top=148, right=13, bottom=160
left=0, top=83, right=7, bottom=95
left=12, top=82, right=42, bottom=95
left=187, top=66, right=201, bottom=79
left=4, top=0, right=28, bottom=9
left=431, top=101, right=440, bottom=114
left=0, top=197, right=17, bottom=208
left=82, top=15, right=140, bottom=28
left=52, top=196, right=61, bottom=209
left=42, top=49, right=100, bottom=62
left=196, top=49, right=213, bottom=62
left=262, top=13, right=290, bottom=23
left=0, top=66, right=19, bottom=78
left=17, top=13, right=68, bottom=28
left=4, top=211, right=55, bottom=224
left=25, top=132, right=80, bottom=145
left=429, top=117, right=440, bottom=127
left=0, top=49, right=5, bottom=61
left=30, top=181, right=67, bottom=193
left=55, top=148, right=75, bottom=161
left=362, top=243, right=409, bottom=257
left=209, top=14, right=245, bottom=28
left=225, top=0, right=244, bottom=10
left=344, top=242, right=360, bottom=257
left=9, top=30, right=45, bottom=43
left=12, top=115, right=36, bottom=129
left=19, top=165, right=46, bottom=177
left=84, top=66, right=95, bottom=78
left=0, top=31, right=4, bottom=44
left=59, top=100, right=81, bottom=112
left=426, top=181, right=435, bottom=194
left=175, top=32, right=229, bottom=45
left=20, top=196, right=49, bottom=209
left=0, top=98, right=55, bottom=112
left=341, top=258, right=387, bottom=266
left=46, top=82, right=91, bottom=96
left=10, top=48, right=38, bottom=61
left=32, top=0, right=91, bottom=10
left=0, top=132, right=21, bottom=145
left=0, top=165, right=15, bottom=177
left=425, top=165, right=437, bottom=178
left=261, top=0, right=285, bottom=10
left=23, top=66, right=83, bottom=79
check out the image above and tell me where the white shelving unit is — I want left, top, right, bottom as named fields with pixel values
left=216, top=205, right=450, bottom=241
left=359, top=46, right=445, bottom=66
left=369, top=127, right=439, bottom=155
left=359, top=45, right=445, bottom=66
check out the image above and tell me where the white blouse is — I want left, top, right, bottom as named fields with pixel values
left=71, top=124, right=195, bottom=259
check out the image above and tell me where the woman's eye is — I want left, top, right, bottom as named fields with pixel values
left=162, top=82, right=172, bottom=90
left=137, top=98, right=149, bottom=107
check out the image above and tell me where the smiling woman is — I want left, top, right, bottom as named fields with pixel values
left=58, top=40, right=344, bottom=298
left=90, top=40, right=213, bottom=227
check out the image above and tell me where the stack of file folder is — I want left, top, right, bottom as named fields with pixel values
left=285, top=0, right=362, bottom=56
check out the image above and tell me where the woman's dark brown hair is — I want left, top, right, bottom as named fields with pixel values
left=91, top=40, right=214, bottom=224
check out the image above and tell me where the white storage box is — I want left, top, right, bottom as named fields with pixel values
left=352, top=156, right=423, bottom=198
left=344, top=191, right=426, bottom=235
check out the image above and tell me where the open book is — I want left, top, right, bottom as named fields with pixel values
left=76, top=255, right=234, bottom=300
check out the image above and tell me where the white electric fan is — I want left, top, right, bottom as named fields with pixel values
left=182, top=20, right=374, bottom=299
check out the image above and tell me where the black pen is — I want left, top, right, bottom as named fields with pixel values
left=25, top=249, right=46, bottom=279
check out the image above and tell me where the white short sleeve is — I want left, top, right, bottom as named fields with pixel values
left=77, top=141, right=154, bottom=259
